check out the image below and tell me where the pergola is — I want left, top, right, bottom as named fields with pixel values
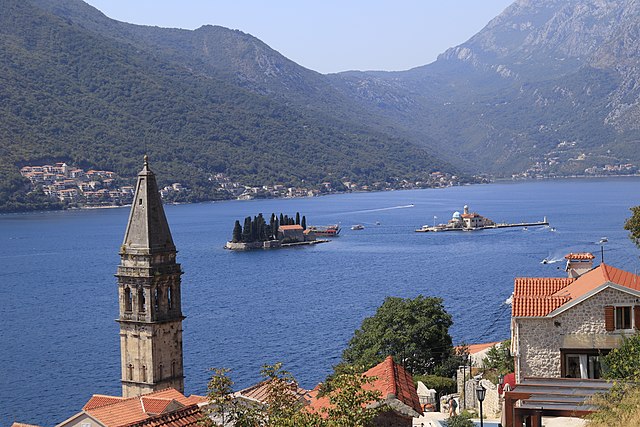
left=503, top=377, right=613, bottom=427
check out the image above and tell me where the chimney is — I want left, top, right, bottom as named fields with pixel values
left=564, top=253, right=595, bottom=278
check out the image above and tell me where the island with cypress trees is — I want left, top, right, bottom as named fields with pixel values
left=225, top=212, right=329, bottom=250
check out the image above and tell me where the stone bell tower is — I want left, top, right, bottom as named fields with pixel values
left=116, top=156, right=185, bottom=397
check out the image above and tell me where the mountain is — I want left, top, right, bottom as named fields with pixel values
left=0, top=0, right=455, bottom=211
left=329, top=0, right=640, bottom=176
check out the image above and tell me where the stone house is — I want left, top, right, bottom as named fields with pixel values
left=511, top=253, right=640, bottom=382
left=278, top=224, right=305, bottom=242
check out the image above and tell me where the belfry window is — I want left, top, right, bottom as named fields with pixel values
left=127, top=364, right=134, bottom=381
left=158, top=364, right=163, bottom=380
left=154, top=287, right=161, bottom=311
left=171, top=360, right=176, bottom=378
left=138, top=288, right=146, bottom=312
left=167, top=286, right=173, bottom=310
left=124, top=287, right=132, bottom=312
left=142, top=365, right=147, bottom=382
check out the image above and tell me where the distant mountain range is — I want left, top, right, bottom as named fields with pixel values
left=1, top=0, right=639, bottom=211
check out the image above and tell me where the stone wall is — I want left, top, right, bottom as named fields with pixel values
left=514, top=286, right=637, bottom=380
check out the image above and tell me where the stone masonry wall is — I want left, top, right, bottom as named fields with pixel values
left=516, top=287, right=638, bottom=379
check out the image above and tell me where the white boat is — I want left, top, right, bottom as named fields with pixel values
left=351, top=224, right=365, bottom=230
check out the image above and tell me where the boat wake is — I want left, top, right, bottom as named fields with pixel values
left=341, top=204, right=414, bottom=215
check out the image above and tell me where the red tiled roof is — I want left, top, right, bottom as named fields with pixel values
left=564, top=252, right=595, bottom=260
left=123, top=404, right=203, bottom=427
left=279, top=225, right=303, bottom=230
left=463, top=342, right=502, bottom=355
left=512, top=264, right=640, bottom=317
left=83, top=388, right=205, bottom=427
left=235, top=379, right=307, bottom=403
left=83, top=394, right=126, bottom=410
left=307, top=356, right=421, bottom=416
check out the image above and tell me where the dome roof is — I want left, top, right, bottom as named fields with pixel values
left=452, top=211, right=461, bottom=219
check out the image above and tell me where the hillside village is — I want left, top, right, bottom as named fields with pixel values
left=19, top=162, right=466, bottom=209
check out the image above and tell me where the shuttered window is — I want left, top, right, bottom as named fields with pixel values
left=604, top=306, right=615, bottom=331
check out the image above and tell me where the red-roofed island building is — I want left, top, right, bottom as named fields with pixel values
left=511, top=252, right=640, bottom=382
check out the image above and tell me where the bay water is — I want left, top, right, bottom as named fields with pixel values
left=1, top=178, right=639, bottom=425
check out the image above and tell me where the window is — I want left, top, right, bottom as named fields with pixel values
left=138, top=288, right=146, bottom=312
left=171, top=360, right=176, bottom=378
left=167, top=286, right=173, bottom=310
left=616, top=306, right=632, bottom=330
left=562, top=350, right=606, bottom=379
left=154, top=287, right=161, bottom=311
left=128, top=364, right=134, bottom=381
left=124, top=287, right=132, bottom=312
left=158, top=364, right=163, bottom=380
left=142, top=365, right=147, bottom=382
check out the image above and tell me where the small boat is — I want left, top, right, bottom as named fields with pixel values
left=307, top=224, right=341, bottom=237
left=375, top=221, right=381, bottom=225
left=351, top=224, right=365, bottom=230
left=599, top=237, right=608, bottom=244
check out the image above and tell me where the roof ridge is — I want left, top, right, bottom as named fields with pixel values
left=601, top=263, right=610, bottom=281
left=385, top=356, right=397, bottom=397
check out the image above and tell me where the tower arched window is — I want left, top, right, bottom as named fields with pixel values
left=167, top=286, right=173, bottom=310
left=154, top=287, right=161, bottom=312
left=142, top=365, right=147, bottom=382
left=158, top=364, right=163, bottom=380
left=171, top=360, right=176, bottom=378
left=138, top=288, right=146, bottom=312
left=124, top=287, right=132, bottom=312
left=127, top=364, right=134, bottom=381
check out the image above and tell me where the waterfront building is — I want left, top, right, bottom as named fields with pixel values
left=116, top=156, right=185, bottom=397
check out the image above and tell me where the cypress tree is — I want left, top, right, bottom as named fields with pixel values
left=251, top=216, right=258, bottom=242
left=232, top=220, right=242, bottom=243
left=279, top=213, right=284, bottom=225
left=274, top=217, right=279, bottom=239
left=283, top=215, right=289, bottom=226
left=257, top=213, right=266, bottom=241
left=301, top=215, right=306, bottom=230
left=295, top=212, right=300, bottom=225
left=242, top=217, right=252, bottom=243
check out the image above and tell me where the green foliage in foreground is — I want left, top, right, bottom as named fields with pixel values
left=481, top=340, right=514, bottom=375
left=202, top=363, right=382, bottom=426
left=443, top=412, right=474, bottom=427
left=588, top=383, right=640, bottom=427
left=624, top=206, right=640, bottom=249
left=602, top=332, right=640, bottom=380
left=342, top=295, right=455, bottom=376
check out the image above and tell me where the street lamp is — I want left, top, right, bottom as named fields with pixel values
left=476, top=384, right=486, bottom=427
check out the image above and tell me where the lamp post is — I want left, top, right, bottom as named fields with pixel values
left=476, top=383, right=486, bottom=427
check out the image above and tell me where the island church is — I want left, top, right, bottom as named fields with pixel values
left=115, top=156, right=185, bottom=397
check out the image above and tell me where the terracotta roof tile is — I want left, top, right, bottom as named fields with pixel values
left=279, top=225, right=303, bottom=230
left=235, top=379, right=307, bottom=403
left=307, top=356, right=421, bottom=416
left=464, top=342, right=502, bottom=355
left=83, top=394, right=126, bottom=410
left=84, top=388, right=201, bottom=427
left=564, top=252, right=595, bottom=260
left=122, top=404, right=203, bottom=427
left=512, top=264, right=640, bottom=317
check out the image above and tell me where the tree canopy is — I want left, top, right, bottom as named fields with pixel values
left=342, top=295, right=454, bottom=375
left=624, top=206, right=640, bottom=249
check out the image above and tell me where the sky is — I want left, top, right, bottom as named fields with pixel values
left=83, top=0, right=514, bottom=74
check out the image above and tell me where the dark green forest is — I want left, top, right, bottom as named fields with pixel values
left=0, top=0, right=453, bottom=212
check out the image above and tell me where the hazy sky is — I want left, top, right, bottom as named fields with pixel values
left=83, top=0, right=514, bottom=74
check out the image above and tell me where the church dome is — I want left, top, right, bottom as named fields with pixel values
left=452, top=211, right=461, bottom=219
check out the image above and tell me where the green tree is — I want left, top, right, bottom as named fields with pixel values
left=242, top=216, right=252, bottom=243
left=202, top=367, right=235, bottom=427
left=342, top=295, right=454, bottom=375
left=602, top=332, right=640, bottom=380
left=444, top=413, right=474, bottom=427
left=624, top=206, right=640, bottom=249
left=322, top=365, right=383, bottom=427
left=295, top=212, right=300, bottom=225
left=301, top=215, right=306, bottom=230
left=481, top=340, right=514, bottom=375
left=232, top=220, right=242, bottom=243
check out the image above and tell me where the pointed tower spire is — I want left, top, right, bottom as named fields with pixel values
left=116, top=157, right=185, bottom=397
left=122, top=156, right=175, bottom=254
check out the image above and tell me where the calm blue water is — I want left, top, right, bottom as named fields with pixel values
left=1, top=178, right=639, bottom=426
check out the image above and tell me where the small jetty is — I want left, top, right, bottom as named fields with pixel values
left=416, top=204, right=549, bottom=233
